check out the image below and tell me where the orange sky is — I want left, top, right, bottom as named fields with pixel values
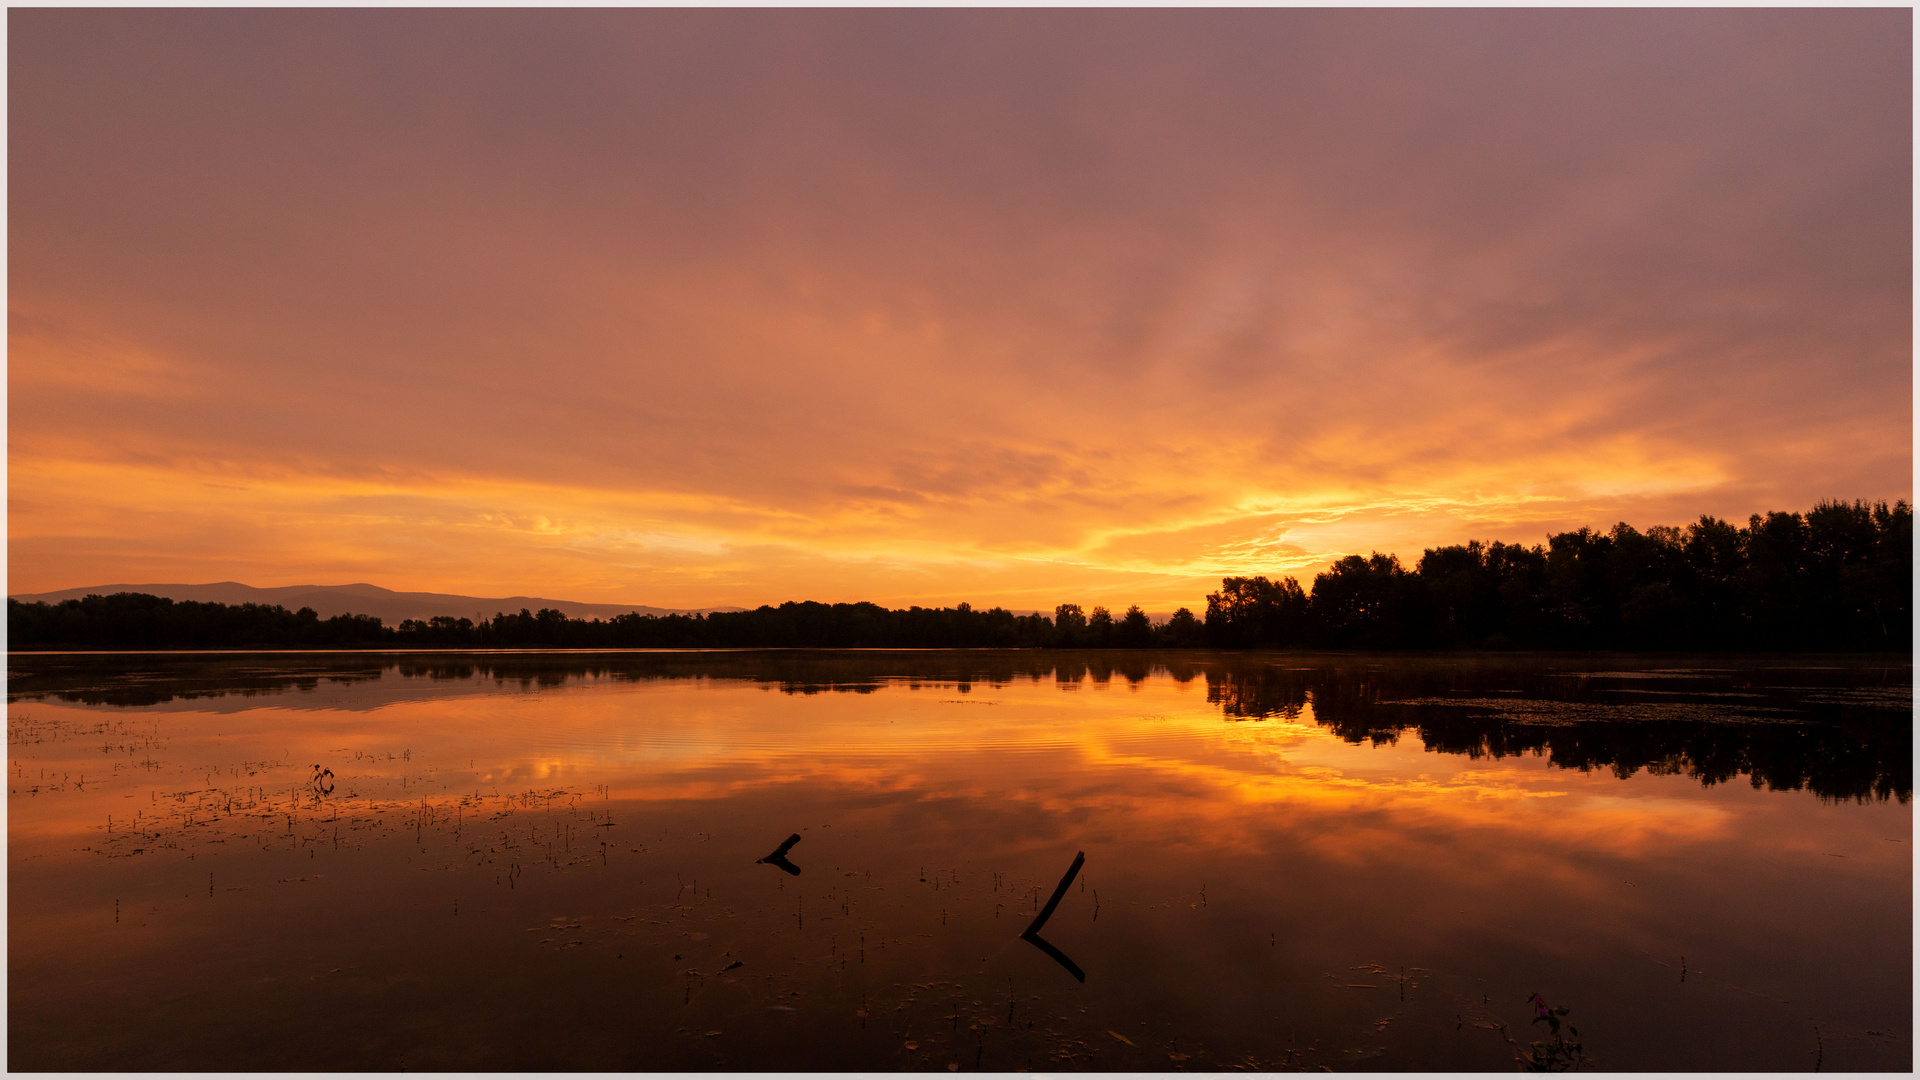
left=8, top=10, right=1911, bottom=612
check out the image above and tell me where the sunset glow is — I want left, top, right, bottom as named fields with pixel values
left=10, top=655, right=1909, bottom=1071
left=4, top=675, right=1752, bottom=866
left=10, top=10, right=1909, bottom=609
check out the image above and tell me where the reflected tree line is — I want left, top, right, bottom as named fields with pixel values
left=8, top=499, right=1908, bottom=652
left=1202, top=662, right=1910, bottom=804
left=10, top=651, right=1904, bottom=804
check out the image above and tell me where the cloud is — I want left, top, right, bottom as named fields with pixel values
left=8, top=9, right=1909, bottom=607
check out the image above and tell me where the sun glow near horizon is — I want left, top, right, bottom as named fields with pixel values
left=8, top=10, right=1909, bottom=610
left=8, top=429, right=1765, bottom=611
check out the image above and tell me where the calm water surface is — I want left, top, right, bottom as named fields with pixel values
left=7, top=651, right=1911, bottom=1071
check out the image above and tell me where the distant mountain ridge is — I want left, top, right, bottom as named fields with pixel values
left=8, top=582, right=741, bottom=626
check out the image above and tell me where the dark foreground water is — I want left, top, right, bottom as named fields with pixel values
left=7, top=650, right=1911, bottom=1071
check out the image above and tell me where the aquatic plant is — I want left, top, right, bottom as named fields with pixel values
left=1522, top=993, right=1588, bottom=1071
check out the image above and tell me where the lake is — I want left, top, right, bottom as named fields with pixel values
left=7, top=650, right=1910, bottom=1071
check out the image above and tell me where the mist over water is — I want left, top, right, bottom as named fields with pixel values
left=8, top=651, right=1910, bottom=1070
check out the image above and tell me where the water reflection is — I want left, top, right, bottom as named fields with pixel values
left=1021, top=851, right=1088, bottom=983
left=1203, top=663, right=1911, bottom=803
left=758, top=833, right=804, bottom=876
left=6, top=650, right=1909, bottom=1071
left=12, top=650, right=1907, bottom=802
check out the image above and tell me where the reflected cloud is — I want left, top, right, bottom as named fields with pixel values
left=9, top=648, right=1910, bottom=1073
left=7, top=654, right=1905, bottom=867
left=12, top=652, right=1906, bottom=805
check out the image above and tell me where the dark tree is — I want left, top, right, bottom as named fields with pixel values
left=1308, top=554, right=1428, bottom=649
left=1158, top=607, right=1204, bottom=647
left=1053, top=603, right=1087, bottom=647
left=11, top=498, right=1906, bottom=653
left=1087, top=606, right=1114, bottom=647
left=1204, top=576, right=1308, bottom=648
left=1117, top=605, right=1154, bottom=648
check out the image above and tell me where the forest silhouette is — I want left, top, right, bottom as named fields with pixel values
left=9, top=499, right=1909, bottom=652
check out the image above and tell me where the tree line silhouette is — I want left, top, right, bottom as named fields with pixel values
left=1207, top=499, right=1911, bottom=651
left=8, top=499, right=1908, bottom=652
